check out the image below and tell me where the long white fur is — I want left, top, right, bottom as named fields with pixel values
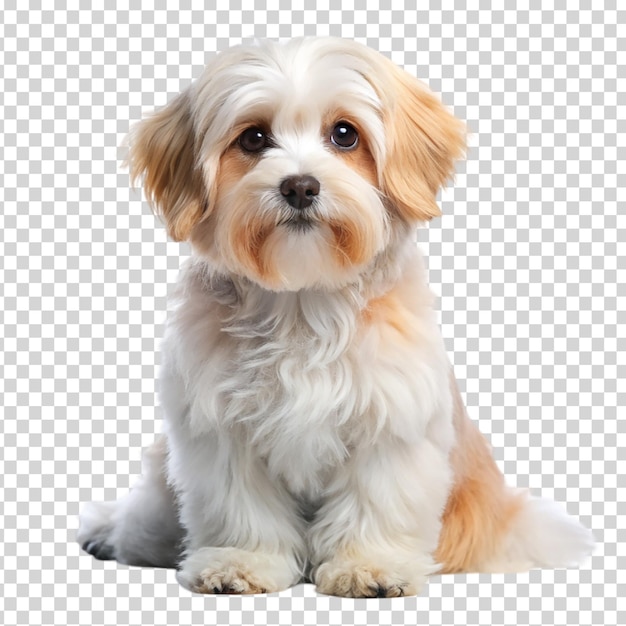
left=145, top=246, right=454, bottom=594
left=77, top=37, right=594, bottom=597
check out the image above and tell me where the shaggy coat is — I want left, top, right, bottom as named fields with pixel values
left=77, top=38, right=593, bottom=597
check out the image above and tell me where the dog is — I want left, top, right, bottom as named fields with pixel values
left=77, top=37, right=594, bottom=598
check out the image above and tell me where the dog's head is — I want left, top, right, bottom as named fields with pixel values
left=128, top=38, right=465, bottom=291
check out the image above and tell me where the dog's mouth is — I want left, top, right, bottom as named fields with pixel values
left=277, top=209, right=318, bottom=232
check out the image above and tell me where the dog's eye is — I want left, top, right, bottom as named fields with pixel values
left=330, top=122, right=359, bottom=150
left=239, top=127, right=270, bottom=153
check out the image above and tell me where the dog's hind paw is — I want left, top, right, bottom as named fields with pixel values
left=77, top=501, right=117, bottom=561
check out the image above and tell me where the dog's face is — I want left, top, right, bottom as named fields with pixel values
left=128, top=38, right=465, bottom=291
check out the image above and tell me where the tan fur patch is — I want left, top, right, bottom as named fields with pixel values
left=215, top=146, right=254, bottom=194
left=127, top=92, right=207, bottom=241
left=361, top=289, right=416, bottom=341
left=365, top=57, right=466, bottom=222
left=338, top=141, right=378, bottom=187
left=189, top=146, right=253, bottom=257
left=322, top=113, right=378, bottom=187
left=328, top=220, right=366, bottom=268
left=435, top=373, right=526, bottom=573
left=191, top=145, right=280, bottom=285
left=234, top=220, right=276, bottom=283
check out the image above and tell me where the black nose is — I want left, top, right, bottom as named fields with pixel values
left=279, top=175, right=320, bottom=210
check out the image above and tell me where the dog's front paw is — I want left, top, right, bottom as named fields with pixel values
left=314, top=557, right=429, bottom=598
left=176, top=547, right=300, bottom=595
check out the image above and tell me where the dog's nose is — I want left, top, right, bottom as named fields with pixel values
left=279, top=175, right=320, bottom=210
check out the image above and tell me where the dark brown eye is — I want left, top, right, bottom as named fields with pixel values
left=239, top=127, right=269, bottom=153
left=330, top=122, right=358, bottom=150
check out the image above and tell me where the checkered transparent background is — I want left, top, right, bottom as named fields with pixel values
left=1, top=2, right=622, bottom=625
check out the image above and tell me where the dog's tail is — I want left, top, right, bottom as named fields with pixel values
left=435, top=374, right=595, bottom=574
left=477, top=491, right=595, bottom=573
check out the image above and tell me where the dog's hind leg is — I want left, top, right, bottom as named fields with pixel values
left=77, top=434, right=184, bottom=568
left=435, top=373, right=594, bottom=574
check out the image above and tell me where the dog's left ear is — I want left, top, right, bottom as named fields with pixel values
left=380, top=63, right=466, bottom=222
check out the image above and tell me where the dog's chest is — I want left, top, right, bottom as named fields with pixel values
left=206, top=283, right=406, bottom=496
left=220, top=318, right=361, bottom=494
left=169, top=275, right=443, bottom=497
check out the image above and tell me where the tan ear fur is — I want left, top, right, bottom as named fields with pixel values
left=381, top=62, right=466, bottom=222
left=127, top=92, right=206, bottom=241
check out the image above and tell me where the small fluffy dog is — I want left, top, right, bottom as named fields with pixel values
left=77, top=37, right=594, bottom=597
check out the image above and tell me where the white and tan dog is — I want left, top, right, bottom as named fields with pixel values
left=77, top=37, right=594, bottom=597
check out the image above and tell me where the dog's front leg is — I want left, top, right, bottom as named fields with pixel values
left=169, top=428, right=307, bottom=594
left=309, top=433, right=452, bottom=598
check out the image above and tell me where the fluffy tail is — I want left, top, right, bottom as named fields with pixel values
left=436, top=373, right=595, bottom=574
left=479, top=493, right=595, bottom=573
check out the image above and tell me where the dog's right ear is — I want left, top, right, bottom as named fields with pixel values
left=126, top=91, right=207, bottom=242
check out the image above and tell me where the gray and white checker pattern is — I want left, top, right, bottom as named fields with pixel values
left=0, top=2, right=622, bottom=625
